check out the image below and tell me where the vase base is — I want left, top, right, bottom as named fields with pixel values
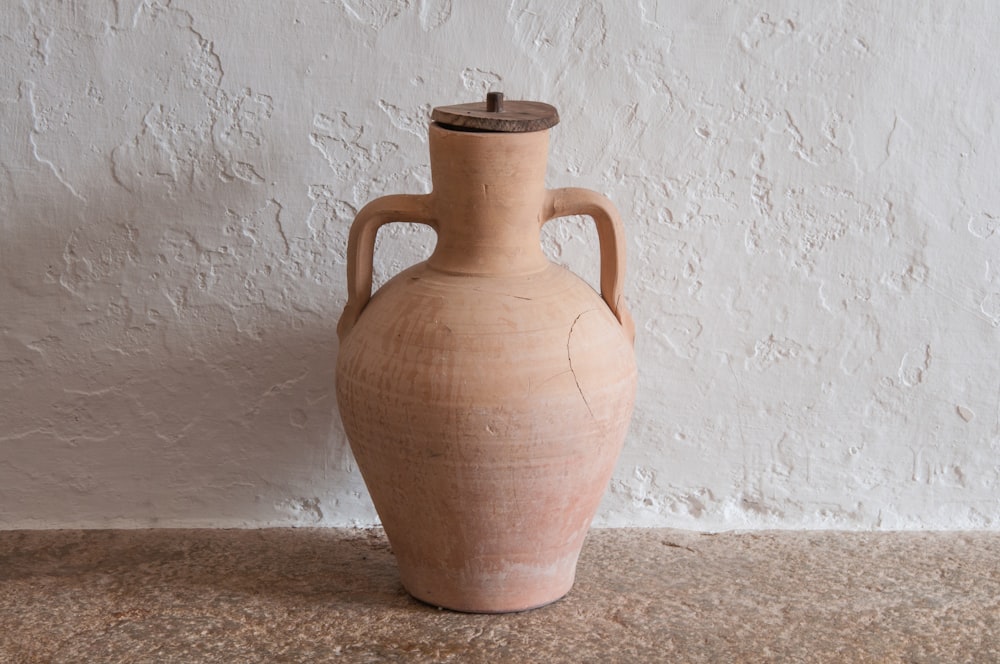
left=403, top=582, right=574, bottom=614
left=398, top=559, right=578, bottom=614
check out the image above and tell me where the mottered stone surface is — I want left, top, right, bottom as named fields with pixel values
left=1, top=2, right=999, bottom=530
left=0, top=528, right=998, bottom=662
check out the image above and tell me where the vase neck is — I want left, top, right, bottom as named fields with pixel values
left=426, top=124, right=550, bottom=276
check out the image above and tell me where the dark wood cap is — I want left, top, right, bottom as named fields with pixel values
left=431, top=92, right=559, bottom=133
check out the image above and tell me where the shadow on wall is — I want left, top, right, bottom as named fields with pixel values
left=0, top=152, right=392, bottom=529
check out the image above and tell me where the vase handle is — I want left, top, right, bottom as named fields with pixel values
left=338, top=193, right=434, bottom=341
left=542, top=188, right=635, bottom=345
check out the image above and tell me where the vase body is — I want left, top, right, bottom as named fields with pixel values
left=336, top=121, right=636, bottom=613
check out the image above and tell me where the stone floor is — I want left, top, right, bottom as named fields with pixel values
left=1, top=528, right=997, bottom=662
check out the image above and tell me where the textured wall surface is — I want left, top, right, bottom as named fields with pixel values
left=1, top=1, right=998, bottom=530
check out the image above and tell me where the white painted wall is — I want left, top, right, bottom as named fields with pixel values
left=1, top=1, right=998, bottom=530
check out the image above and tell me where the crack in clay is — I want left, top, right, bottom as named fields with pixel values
left=567, top=310, right=597, bottom=419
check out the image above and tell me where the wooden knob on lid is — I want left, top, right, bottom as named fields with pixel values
left=431, top=92, right=559, bottom=133
left=486, top=92, right=504, bottom=113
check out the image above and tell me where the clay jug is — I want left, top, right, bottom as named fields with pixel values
left=336, top=93, right=637, bottom=613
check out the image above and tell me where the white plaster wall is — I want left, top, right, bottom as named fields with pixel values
left=1, top=1, right=998, bottom=530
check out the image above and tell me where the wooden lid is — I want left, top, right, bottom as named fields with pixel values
left=431, top=92, right=559, bottom=133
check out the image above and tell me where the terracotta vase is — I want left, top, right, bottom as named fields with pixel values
left=336, top=94, right=637, bottom=613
